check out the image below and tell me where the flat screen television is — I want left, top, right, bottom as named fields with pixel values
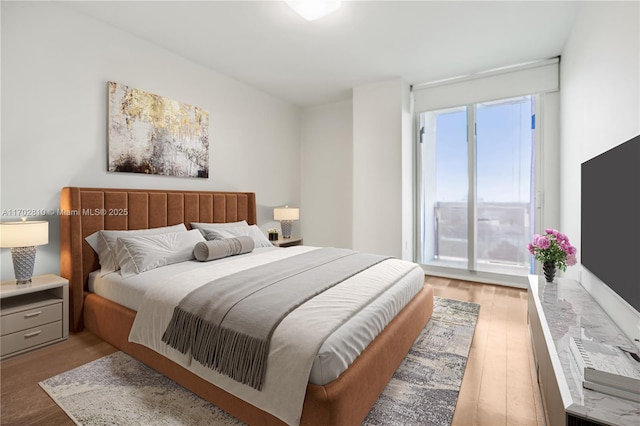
left=581, top=134, right=640, bottom=313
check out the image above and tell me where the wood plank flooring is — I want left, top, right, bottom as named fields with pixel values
left=1, top=276, right=545, bottom=426
left=1, top=331, right=117, bottom=425
left=426, top=276, right=545, bottom=426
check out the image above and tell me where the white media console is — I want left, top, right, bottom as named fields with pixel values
left=527, top=275, right=640, bottom=425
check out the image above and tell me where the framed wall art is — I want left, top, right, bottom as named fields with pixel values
left=108, top=81, right=209, bottom=178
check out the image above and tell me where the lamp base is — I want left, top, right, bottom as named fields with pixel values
left=280, top=221, right=293, bottom=238
left=11, top=246, right=36, bottom=285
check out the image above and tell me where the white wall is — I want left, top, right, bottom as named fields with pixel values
left=300, top=100, right=353, bottom=248
left=561, top=1, right=640, bottom=344
left=300, top=84, right=413, bottom=259
left=352, top=78, right=409, bottom=258
left=0, top=2, right=300, bottom=280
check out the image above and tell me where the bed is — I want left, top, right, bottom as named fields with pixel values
left=59, top=187, right=434, bottom=425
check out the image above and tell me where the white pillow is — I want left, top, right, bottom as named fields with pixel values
left=115, top=229, right=205, bottom=279
left=85, top=223, right=188, bottom=276
left=190, top=221, right=248, bottom=237
left=205, top=225, right=273, bottom=248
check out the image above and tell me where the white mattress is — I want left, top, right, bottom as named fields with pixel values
left=88, top=246, right=424, bottom=385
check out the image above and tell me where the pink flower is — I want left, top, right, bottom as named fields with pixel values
left=567, top=253, right=577, bottom=266
left=538, top=236, right=551, bottom=249
left=545, top=228, right=555, bottom=235
left=528, top=243, right=535, bottom=255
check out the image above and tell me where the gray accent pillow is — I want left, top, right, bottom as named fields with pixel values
left=115, top=229, right=205, bottom=279
left=193, top=236, right=255, bottom=262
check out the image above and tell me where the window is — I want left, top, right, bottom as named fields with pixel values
left=418, top=95, right=536, bottom=276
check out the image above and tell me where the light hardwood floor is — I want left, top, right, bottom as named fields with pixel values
left=426, top=276, right=546, bottom=426
left=0, top=276, right=546, bottom=425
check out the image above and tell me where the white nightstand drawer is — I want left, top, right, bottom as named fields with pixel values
left=1, top=302, right=62, bottom=335
left=0, top=321, right=62, bottom=357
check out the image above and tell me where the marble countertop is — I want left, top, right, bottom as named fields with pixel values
left=528, top=275, right=640, bottom=426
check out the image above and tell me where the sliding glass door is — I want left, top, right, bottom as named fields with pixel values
left=418, top=95, right=535, bottom=276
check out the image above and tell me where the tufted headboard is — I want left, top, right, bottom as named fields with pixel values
left=59, top=187, right=257, bottom=332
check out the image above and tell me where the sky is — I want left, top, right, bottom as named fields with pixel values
left=432, top=96, right=534, bottom=204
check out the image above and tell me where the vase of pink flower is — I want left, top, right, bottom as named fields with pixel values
left=528, top=229, right=577, bottom=282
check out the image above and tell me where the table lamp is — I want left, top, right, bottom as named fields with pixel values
left=0, top=218, right=49, bottom=284
left=273, top=205, right=299, bottom=239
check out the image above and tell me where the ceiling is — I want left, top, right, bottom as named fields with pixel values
left=65, top=1, right=580, bottom=107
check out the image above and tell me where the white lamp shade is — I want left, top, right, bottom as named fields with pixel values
left=274, top=206, right=300, bottom=221
left=286, top=0, right=341, bottom=21
left=0, top=220, right=49, bottom=248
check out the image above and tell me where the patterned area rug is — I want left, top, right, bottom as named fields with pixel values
left=363, top=297, right=480, bottom=425
left=39, top=297, right=479, bottom=426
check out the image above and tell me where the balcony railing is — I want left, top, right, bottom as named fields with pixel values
left=434, top=201, right=531, bottom=268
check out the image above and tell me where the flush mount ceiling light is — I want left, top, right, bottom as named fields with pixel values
left=286, top=0, right=341, bottom=21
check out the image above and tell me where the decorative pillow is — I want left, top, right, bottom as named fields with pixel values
left=204, top=225, right=273, bottom=248
left=85, top=223, right=188, bottom=276
left=193, top=236, right=255, bottom=262
left=115, top=229, right=205, bottom=279
left=190, top=221, right=249, bottom=237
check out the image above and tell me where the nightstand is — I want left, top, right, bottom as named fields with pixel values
left=0, top=274, right=69, bottom=360
left=271, top=237, right=303, bottom=247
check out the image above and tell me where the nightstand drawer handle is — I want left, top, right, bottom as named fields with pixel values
left=24, top=330, right=42, bottom=338
left=24, top=311, right=42, bottom=318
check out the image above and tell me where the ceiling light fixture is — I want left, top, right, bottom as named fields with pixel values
left=286, top=0, right=341, bottom=21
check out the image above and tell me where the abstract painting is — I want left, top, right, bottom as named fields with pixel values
left=108, top=82, right=209, bottom=178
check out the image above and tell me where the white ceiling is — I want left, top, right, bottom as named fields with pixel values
left=66, top=1, right=580, bottom=107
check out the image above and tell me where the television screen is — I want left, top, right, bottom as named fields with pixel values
left=581, top=135, right=640, bottom=312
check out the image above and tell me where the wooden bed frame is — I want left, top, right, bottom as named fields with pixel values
left=59, top=187, right=434, bottom=425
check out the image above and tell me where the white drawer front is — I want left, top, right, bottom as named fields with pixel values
left=0, top=321, right=62, bottom=357
left=1, top=303, right=62, bottom=335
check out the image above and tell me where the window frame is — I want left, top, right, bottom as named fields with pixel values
left=414, top=94, right=544, bottom=287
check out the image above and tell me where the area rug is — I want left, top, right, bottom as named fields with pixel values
left=39, top=296, right=479, bottom=426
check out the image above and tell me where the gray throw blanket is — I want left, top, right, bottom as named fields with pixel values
left=161, top=248, right=389, bottom=390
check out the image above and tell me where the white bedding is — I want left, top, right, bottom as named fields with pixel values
left=92, top=246, right=424, bottom=425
